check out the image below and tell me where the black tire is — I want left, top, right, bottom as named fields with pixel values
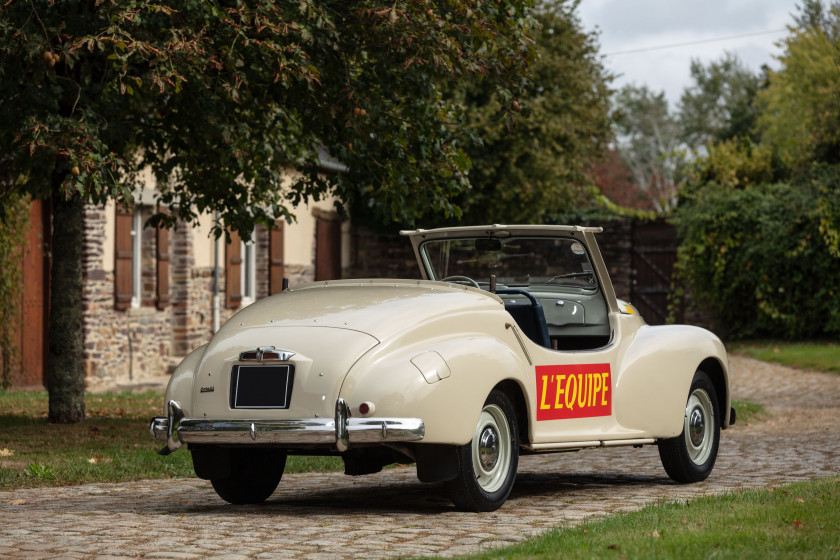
left=210, top=448, right=287, bottom=504
left=445, top=389, right=519, bottom=512
left=658, top=369, right=720, bottom=483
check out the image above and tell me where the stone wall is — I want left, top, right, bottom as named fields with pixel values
left=82, top=205, right=172, bottom=391
left=81, top=209, right=311, bottom=389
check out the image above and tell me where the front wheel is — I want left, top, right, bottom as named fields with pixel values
left=445, top=389, right=519, bottom=512
left=210, top=448, right=287, bottom=504
left=658, top=369, right=720, bottom=483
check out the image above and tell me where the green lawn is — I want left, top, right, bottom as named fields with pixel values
left=440, top=477, right=840, bottom=560
left=730, top=398, right=766, bottom=424
left=0, top=390, right=341, bottom=490
left=733, top=341, right=840, bottom=374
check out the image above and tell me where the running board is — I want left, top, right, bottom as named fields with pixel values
left=524, top=438, right=656, bottom=452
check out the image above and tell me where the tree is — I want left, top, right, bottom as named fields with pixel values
left=678, top=52, right=761, bottom=148
left=441, top=0, right=612, bottom=225
left=673, top=1, right=840, bottom=339
left=757, top=0, right=840, bottom=168
left=0, top=1, right=536, bottom=422
left=612, top=85, right=684, bottom=213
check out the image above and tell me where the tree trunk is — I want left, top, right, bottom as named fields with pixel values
left=47, top=183, right=86, bottom=423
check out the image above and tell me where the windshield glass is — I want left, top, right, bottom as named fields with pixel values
left=420, top=236, right=597, bottom=289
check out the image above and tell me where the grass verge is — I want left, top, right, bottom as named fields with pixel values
left=448, top=477, right=840, bottom=560
left=730, top=399, right=766, bottom=425
left=733, top=341, right=840, bottom=374
left=0, top=390, right=342, bottom=491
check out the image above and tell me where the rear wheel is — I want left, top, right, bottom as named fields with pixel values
left=445, top=389, right=519, bottom=512
left=210, top=448, right=287, bottom=504
left=658, top=369, right=720, bottom=483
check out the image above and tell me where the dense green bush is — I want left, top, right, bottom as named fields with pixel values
left=673, top=166, right=840, bottom=339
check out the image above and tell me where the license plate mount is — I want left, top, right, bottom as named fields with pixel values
left=230, top=365, right=294, bottom=409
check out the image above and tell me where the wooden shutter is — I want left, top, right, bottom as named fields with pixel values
left=269, top=221, right=285, bottom=294
left=155, top=226, right=170, bottom=310
left=315, top=219, right=341, bottom=281
left=226, top=230, right=242, bottom=308
left=114, top=207, right=133, bottom=310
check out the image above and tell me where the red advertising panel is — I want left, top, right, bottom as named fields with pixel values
left=535, top=363, right=612, bottom=421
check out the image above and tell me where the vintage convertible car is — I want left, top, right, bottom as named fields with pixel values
left=151, top=224, right=733, bottom=511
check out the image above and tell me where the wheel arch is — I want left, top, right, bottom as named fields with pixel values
left=699, top=357, right=731, bottom=429
left=493, top=379, right=530, bottom=447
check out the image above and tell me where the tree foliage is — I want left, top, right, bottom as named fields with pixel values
left=443, top=0, right=612, bottom=225
left=678, top=52, right=761, bottom=147
left=685, top=138, right=773, bottom=190
left=612, top=85, right=684, bottom=213
left=674, top=173, right=840, bottom=339
left=757, top=1, right=840, bottom=168
left=674, top=1, right=840, bottom=339
left=1, top=0, right=536, bottom=232
left=0, top=0, right=537, bottom=421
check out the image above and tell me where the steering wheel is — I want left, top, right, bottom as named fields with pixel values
left=441, top=275, right=481, bottom=289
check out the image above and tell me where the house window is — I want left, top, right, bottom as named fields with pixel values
left=114, top=205, right=170, bottom=311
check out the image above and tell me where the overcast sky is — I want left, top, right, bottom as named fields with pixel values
left=577, top=0, right=802, bottom=109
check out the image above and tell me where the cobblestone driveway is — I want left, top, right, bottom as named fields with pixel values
left=1, top=356, right=838, bottom=559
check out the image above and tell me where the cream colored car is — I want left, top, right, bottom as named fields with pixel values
left=151, top=224, right=733, bottom=511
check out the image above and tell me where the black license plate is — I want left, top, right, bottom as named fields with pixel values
left=230, top=365, right=294, bottom=409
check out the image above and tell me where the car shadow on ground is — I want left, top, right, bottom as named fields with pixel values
left=168, top=471, right=674, bottom=517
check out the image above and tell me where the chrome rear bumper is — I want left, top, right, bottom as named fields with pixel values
left=150, top=398, right=424, bottom=454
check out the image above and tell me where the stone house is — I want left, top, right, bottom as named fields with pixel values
left=9, top=175, right=351, bottom=391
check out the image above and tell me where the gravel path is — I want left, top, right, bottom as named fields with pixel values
left=1, top=356, right=838, bottom=559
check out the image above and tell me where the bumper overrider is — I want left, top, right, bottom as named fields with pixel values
left=150, top=399, right=425, bottom=455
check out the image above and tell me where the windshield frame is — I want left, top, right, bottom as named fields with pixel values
left=418, top=234, right=602, bottom=293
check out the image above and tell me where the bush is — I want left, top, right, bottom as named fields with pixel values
left=674, top=166, right=840, bottom=339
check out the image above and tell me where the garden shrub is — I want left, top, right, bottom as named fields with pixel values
left=673, top=166, right=840, bottom=339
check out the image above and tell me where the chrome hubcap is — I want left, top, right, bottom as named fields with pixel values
left=472, top=404, right=511, bottom=493
left=479, top=427, right=499, bottom=471
left=684, top=388, right=714, bottom=465
left=689, top=407, right=705, bottom=446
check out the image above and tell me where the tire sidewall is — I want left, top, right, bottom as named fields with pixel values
left=449, top=389, right=519, bottom=511
left=659, top=369, right=721, bottom=483
left=210, top=448, right=286, bottom=504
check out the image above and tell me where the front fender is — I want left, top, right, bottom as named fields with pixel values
left=615, top=325, right=729, bottom=438
left=163, top=344, right=207, bottom=417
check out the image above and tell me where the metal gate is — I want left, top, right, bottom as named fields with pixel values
left=630, top=220, right=681, bottom=325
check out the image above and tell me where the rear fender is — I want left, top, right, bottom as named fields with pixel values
left=164, top=344, right=206, bottom=416
left=341, top=336, right=532, bottom=445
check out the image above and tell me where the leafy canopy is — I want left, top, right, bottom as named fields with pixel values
left=0, top=0, right=536, bottom=234
left=757, top=0, right=840, bottom=168
left=445, top=0, right=613, bottom=225
left=673, top=1, right=840, bottom=339
left=678, top=52, right=761, bottom=147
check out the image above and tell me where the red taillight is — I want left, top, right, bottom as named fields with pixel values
left=358, top=402, right=370, bottom=416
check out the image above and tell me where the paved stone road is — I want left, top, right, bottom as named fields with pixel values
left=1, top=356, right=838, bottom=559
